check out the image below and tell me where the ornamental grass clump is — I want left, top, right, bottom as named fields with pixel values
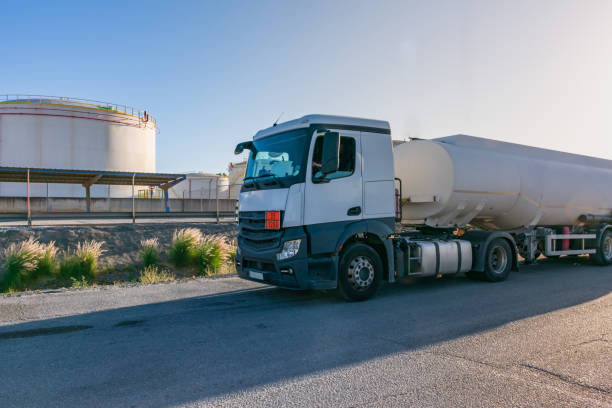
left=59, top=240, right=105, bottom=281
left=0, top=238, right=41, bottom=292
left=0, top=238, right=59, bottom=292
left=36, top=241, right=59, bottom=278
left=193, top=235, right=230, bottom=275
left=169, top=228, right=203, bottom=267
left=140, top=238, right=160, bottom=268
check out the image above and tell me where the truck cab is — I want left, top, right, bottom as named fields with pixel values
left=234, top=115, right=397, bottom=300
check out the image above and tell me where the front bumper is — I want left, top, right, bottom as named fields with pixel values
left=236, top=228, right=337, bottom=290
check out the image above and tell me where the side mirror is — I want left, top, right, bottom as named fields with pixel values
left=320, top=132, right=340, bottom=175
left=234, top=141, right=255, bottom=155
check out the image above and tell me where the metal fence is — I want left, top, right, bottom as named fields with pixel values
left=0, top=94, right=156, bottom=124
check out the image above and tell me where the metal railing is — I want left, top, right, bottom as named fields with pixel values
left=0, top=94, right=156, bottom=124
left=138, top=188, right=166, bottom=199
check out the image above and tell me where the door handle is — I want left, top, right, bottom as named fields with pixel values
left=347, top=206, right=361, bottom=216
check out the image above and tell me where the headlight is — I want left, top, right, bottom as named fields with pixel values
left=277, top=239, right=301, bottom=261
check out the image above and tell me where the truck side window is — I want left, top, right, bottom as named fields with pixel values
left=312, top=136, right=356, bottom=181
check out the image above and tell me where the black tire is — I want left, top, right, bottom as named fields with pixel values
left=338, top=243, right=382, bottom=301
left=483, top=238, right=512, bottom=282
left=591, top=229, right=612, bottom=266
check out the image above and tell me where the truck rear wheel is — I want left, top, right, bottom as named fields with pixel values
left=338, top=243, right=382, bottom=301
left=591, top=229, right=612, bottom=266
left=483, top=238, right=512, bottom=282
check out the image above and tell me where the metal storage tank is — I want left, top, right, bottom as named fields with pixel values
left=394, top=135, right=612, bottom=230
left=0, top=95, right=156, bottom=198
left=170, top=174, right=230, bottom=199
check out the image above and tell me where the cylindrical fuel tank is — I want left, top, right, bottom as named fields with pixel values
left=0, top=96, right=156, bottom=198
left=394, top=135, right=612, bottom=230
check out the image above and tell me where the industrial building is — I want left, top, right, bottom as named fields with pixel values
left=0, top=94, right=240, bottom=222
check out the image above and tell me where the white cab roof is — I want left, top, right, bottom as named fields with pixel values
left=254, top=114, right=390, bottom=140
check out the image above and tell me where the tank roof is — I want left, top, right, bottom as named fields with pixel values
left=0, top=94, right=155, bottom=124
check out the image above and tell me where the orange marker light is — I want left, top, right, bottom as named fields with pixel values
left=265, top=211, right=281, bottom=230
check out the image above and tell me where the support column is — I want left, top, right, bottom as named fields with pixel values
left=26, top=168, right=31, bottom=227
left=216, top=178, right=220, bottom=224
left=132, top=173, right=136, bottom=224
left=163, top=187, right=170, bottom=213
left=85, top=185, right=91, bottom=213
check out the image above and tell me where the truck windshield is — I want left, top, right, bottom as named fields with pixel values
left=244, top=129, right=309, bottom=188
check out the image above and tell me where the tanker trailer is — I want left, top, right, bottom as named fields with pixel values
left=394, top=134, right=612, bottom=267
left=234, top=115, right=612, bottom=301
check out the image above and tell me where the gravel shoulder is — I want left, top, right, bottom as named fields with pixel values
left=0, top=275, right=260, bottom=326
left=0, top=223, right=238, bottom=269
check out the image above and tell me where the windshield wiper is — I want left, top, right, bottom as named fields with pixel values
left=244, top=174, right=282, bottom=188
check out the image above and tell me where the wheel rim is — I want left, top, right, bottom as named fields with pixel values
left=490, top=246, right=508, bottom=274
left=347, top=256, right=375, bottom=290
left=603, top=234, right=612, bottom=260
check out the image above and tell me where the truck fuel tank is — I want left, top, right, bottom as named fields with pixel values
left=395, top=238, right=472, bottom=277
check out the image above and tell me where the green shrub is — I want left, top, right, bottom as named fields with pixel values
left=138, top=266, right=175, bottom=284
left=169, top=228, right=202, bottom=266
left=70, top=275, right=90, bottom=288
left=59, top=240, right=105, bottom=280
left=140, top=238, right=159, bottom=267
left=193, top=242, right=222, bottom=275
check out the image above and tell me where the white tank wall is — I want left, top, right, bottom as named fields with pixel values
left=394, top=135, right=612, bottom=230
left=170, top=176, right=234, bottom=200
left=0, top=102, right=155, bottom=198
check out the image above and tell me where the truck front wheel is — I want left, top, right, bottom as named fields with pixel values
left=338, top=243, right=382, bottom=301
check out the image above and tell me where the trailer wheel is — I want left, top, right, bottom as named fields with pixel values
left=592, top=229, right=612, bottom=266
left=483, top=238, right=512, bottom=282
left=338, top=243, right=382, bottom=301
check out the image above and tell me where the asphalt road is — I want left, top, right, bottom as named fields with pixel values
left=0, top=258, right=610, bottom=407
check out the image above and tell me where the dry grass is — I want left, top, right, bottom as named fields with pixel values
left=138, top=266, right=175, bottom=284
left=140, top=237, right=159, bottom=249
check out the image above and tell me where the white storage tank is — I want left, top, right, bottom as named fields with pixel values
left=170, top=174, right=230, bottom=200
left=394, top=135, right=612, bottom=230
left=0, top=95, right=156, bottom=198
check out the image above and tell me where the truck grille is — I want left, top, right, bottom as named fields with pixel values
left=238, top=211, right=283, bottom=250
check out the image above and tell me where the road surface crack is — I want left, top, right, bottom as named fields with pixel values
left=424, top=349, right=504, bottom=369
left=520, top=363, right=610, bottom=395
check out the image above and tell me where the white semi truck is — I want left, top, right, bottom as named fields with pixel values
left=234, top=115, right=612, bottom=300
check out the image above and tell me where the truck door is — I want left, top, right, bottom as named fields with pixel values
left=304, top=129, right=363, bottom=225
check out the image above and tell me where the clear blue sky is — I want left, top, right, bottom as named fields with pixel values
left=3, top=0, right=612, bottom=173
